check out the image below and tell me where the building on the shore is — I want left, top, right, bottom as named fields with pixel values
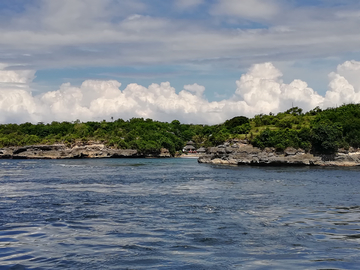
left=183, top=141, right=196, bottom=153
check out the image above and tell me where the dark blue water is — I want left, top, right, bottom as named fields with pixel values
left=0, top=158, right=360, bottom=269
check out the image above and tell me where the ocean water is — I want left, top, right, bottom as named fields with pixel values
left=0, top=158, right=360, bottom=270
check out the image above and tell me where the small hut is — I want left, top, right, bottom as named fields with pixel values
left=183, top=141, right=196, bottom=153
left=197, top=147, right=206, bottom=154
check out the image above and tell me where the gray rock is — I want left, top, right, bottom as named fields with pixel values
left=0, top=144, right=171, bottom=159
left=284, top=147, right=297, bottom=156
left=197, top=145, right=360, bottom=167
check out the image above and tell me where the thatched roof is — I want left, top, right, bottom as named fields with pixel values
left=184, top=145, right=196, bottom=150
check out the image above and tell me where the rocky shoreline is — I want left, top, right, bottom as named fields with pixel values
left=198, top=142, right=360, bottom=167
left=2, top=142, right=360, bottom=166
left=0, top=143, right=171, bottom=159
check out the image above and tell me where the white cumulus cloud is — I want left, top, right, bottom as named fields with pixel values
left=0, top=64, right=36, bottom=84
left=0, top=64, right=40, bottom=123
left=1, top=61, right=360, bottom=124
left=234, top=62, right=324, bottom=114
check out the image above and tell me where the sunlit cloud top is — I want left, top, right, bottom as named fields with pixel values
left=1, top=60, right=360, bottom=124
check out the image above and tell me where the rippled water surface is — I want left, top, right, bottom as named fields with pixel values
left=1, top=159, right=360, bottom=269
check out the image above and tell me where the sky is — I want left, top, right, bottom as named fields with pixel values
left=1, top=0, right=360, bottom=124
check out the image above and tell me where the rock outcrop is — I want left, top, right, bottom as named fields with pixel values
left=0, top=144, right=171, bottom=159
left=198, top=143, right=360, bottom=166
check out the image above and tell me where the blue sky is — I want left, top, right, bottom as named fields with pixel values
left=1, top=0, right=360, bottom=123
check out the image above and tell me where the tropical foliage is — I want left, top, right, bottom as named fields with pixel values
left=1, top=104, right=360, bottom=155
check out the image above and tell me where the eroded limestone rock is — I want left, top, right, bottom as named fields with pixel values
left=0, top=144, right=171, bottom=159
left=198, top=145, right=360, bottom=167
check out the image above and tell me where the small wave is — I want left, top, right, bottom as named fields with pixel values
left=58, top=164, right=87, bottom=167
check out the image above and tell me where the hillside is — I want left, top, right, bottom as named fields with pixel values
left=1, top=103, right=360, bottom=156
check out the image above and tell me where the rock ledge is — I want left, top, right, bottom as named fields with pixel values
left=0, top=144, right=171, bottom=159
left=198, top=144, right=360, bottom=166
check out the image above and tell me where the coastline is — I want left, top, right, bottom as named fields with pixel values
left=0, top=143, right=172, bottom=159
left=2, top=142, right=360, bottom=167
left=198, top=143, right=360, bottom=167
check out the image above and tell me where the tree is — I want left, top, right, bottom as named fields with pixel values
left=311, top=121, right=343, bottom=154
left=232, top=123, right=251, bottom=134
left=224, top=116, right=249, bottom=129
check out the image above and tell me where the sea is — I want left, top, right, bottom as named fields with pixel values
left=0, top=158, right=359, bottom=270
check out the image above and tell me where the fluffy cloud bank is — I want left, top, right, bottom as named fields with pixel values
left=1, top=61, right=360, bottom=125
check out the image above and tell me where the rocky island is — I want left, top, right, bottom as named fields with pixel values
left=198, top=141, right=360, bottom=166
left=0, top=143, right=171, bottom=159
left=2, top=104, right=360, bottom=165
left=2, top=140, right=360, bottom=167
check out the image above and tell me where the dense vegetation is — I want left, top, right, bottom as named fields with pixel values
left=251, top=104, right=360, bottom=154
left=1, top=103, right=360, bottom=155
left=0, top=118, right=224, bottom=156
